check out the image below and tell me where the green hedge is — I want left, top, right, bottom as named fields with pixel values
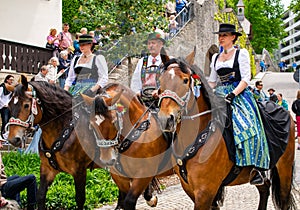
left=2, top=152, right=118, bottom=209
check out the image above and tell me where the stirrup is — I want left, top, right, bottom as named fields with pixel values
left=250, top=169, right=265, bottom=186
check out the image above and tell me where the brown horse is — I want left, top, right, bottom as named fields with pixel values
left=6, top=75, right=102, bottom=209
left=157, top=58, right=296, bottom=210
left=82, top=83, right=174, bottom=210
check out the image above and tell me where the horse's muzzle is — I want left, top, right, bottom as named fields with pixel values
left=7, top=137, right=22, bottom=147
left=158, top=114, right=177, bottom=133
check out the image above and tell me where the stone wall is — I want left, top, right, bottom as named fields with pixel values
left=165, top=0, right=220, bottom=76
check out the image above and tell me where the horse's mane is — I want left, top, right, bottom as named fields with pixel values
left=30, top=81, right=73, bottom=119
left=163, top=58, right=223, bottom=110
left=95, top=83, right=144, bottom=117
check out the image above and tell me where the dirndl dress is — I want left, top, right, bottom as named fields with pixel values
left=214, top=51, right=270, bottom=169
left=69, top=56, right=98, bottom=96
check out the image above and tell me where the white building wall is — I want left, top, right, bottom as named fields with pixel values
left=0, top=0, right=62, bottom=48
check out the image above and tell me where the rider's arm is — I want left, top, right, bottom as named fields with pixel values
left=130, top=58, right=144, bottom=94
left=94, top=55, right=108, bottom=91
left=232, top=49, right=250, bottom=96
left=64, top=56, right=77, bottom=91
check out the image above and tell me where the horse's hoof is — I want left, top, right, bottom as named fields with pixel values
left=146, top=195, right=158, bottom=207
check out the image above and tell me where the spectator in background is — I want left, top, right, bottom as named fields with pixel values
left=267, top=88, right=278, bottom=102
left=46, top=28, right=59, bottom=57
left=176, top=0, right=187, bottom=26
left=57, top=50, right=71, bottom=88
left=260, top=60, right=265, bottom=72
left=292, top=89, right=300, bottom=150
left=0, top=75, right=14, bottom=140
left=0, top=148, right=37, bottom=210
left=33, top=65, right=51, bottom=83
left=94, top=26, right=103, bottom=45
left=58, top=23, right=73, bottom=52
left=252, top=80, right=268, bottom=102
left=292, top=61, right=297, bottom=72
left=276, top=93, right=288, bottom=110
left=168, top=14, right=178, bottom=38
left=73, top=33, right=81, bottom=56
left=165, top=1, right=176, bottom=17
left=80, top=27, right=88, bottom=35
left=278, top=60, right=287, bottom=72
left=46, top=57, right=59, bottom=84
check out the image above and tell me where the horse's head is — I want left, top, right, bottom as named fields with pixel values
left=158, top=57, right=194, bottom=132
left=82, top=84, right=126, bottom=166
left=7, top=75, right=42, bottom=147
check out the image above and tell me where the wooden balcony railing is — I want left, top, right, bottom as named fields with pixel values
left=0, top=39, right=52, bottom=74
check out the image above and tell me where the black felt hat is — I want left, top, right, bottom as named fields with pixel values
left=78, top=34, right=94, bottom=44
left=213, top=23, right=242, bottom=36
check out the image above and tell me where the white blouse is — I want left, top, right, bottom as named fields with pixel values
left=208, top=48, right=251, bottom=85
left=65, top=54, right=108, bottom=88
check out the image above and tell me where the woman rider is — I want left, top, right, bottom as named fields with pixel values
left=64, top=34, right=108, bottom=97
left=208, top=23, right=270, bottom=186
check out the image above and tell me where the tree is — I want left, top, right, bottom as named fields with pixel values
left=290, top=0, right=300, bottom=14
left=225, top=0, right=285, bottom=54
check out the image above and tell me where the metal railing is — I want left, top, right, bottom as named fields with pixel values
left=0, top=39, right=52, bottom=74
left=168, top=1, right=194, bottom=40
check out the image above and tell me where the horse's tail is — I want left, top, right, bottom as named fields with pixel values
left=271, top=164, right=297, bottom=209
left=211, top=186, right=225, bottom=208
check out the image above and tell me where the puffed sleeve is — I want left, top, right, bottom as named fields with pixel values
left=238, top=49, right=251, bottom=85
left=95, top=55, right=108, bottom=88
left=64, top=56, right=78, bottom=87
left=130, top=58, right=144, bottom=94
left=208, top=53, right=218, bottom=83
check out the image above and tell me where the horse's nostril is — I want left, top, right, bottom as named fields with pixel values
left=166, top=115, right=175, bottom=129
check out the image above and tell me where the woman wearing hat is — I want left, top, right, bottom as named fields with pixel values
left=208, top=23, right=270, bottom=186
left=64, top=34, right=108, bottom=96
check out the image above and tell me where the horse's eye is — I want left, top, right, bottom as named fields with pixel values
left=183, top=78, right=189, bottom=84
left=24, top=104, right=30, bottom=109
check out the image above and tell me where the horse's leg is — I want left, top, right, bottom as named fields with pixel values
left=256, top=181, right=271, bottom=210
left=272, top=127, right=296, bottom=210
left=194, top=189, right=216, bottom=210
left=73, top=170, right=87, bottom=210
left=143, top=179, right=158, bottom=207
left=115, top=190, right=126, bottom=210
left=37, top=164, right=58, bottom=210
left=124, top=178, right=153, bottom=210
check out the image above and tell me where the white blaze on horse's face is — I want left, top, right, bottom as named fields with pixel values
left=168, top=68, right=176, bottom=80
left=95, top=115, right=104, bottom=126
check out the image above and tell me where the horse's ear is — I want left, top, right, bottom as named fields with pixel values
left=185, top=46, right=196, bottom=65
left=81, top=94, right=94, bottom=106
left=20, top=75, right=28, bottom=90
left=160, top=47, right=170, bottom=65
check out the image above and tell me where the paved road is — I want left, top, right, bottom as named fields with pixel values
left=98, top=72, right=300, bottom=210
left=99, top=148, right=300, bottom=210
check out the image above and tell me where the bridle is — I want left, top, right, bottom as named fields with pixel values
left=91, top=93, right=152, bottom=150
left=5, top=85, right=42, bottom=146
left=158, top=63, right=213, bottom=122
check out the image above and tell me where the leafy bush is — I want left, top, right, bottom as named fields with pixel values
left=2, top=152, right=118, bottom=209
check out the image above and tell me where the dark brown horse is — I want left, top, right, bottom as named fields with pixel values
left=82, top=83, right=174, bottom=210
left=6, top=75, right=102, bottom=209
left=157, top=58, right=296, bottom=210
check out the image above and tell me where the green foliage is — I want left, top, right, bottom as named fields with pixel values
left=290, top=0, right=300, bottom=13
left=2, top=152, right=118, bottom=209
left=220, top=0, right=285, bottom=54
left=62, top=0, right=168, bottom=39
left=62, top=0, right=81, bottom=33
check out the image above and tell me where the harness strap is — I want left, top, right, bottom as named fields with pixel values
left=173, top=120, right=216, bottom=183
left=39, top=119, right=75, bottom=171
